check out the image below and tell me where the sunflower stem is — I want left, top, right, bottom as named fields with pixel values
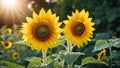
left=61, top=60, right=65, bottom=68
left=67, top=40, right=72, bottom=52
left=67, top=40, right=73, bottom=68
left=109, top=45, right=112, bottom=68
left=42, top=50, right=47, bottom=65
left=3, top=45, right=6, bottom=58
left=68, top=64, right=72, bottom=68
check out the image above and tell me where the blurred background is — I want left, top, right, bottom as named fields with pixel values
left=0, top=0, right=120, bottom=38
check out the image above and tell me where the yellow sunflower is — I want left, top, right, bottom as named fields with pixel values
left=7, top=28, right=12, bottom=34
left=111, top=35, right=117, bottom=39
left=4, top=41, right=12, bottom=49
left=15, top=31, right=21, bottom=35
left=98, top=49, right=106, bottom=62
left=0, top=40, right=4, bottom=45
left=21, top=8, right=60, bottom=51
left=12, top=52, right=19, bottom=60
left=64, top=9, right=95, bottom=48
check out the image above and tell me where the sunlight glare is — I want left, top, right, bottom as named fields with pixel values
left=3, top=0, right=17, bottom=7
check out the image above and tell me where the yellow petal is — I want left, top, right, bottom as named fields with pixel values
left=85, top=11, right=89, bottom=18
left=67, top=15, right=72, bottom=20
left=63, top=20, right=68, bottom=24
left=75, top=9, right=79, bottom=15
left=33, top=11, right=38, bottom=20
left=26, top=17, right=33, bottom=23
left=39, top=8, right=46, bottom=17
left=47, top=9, right=52, bottom=15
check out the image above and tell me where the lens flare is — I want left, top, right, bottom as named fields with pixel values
left=2, top=0, right=17, bottom=8
left=0, top=0, right=30, bottom=24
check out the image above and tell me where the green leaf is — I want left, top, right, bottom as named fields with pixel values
left=0, top=60, right=24, bottom=68
left=112, top=50, right=120, bottom=59
left=34, top=60, right=55, bottom=68
left=45, top=60, right=55, bottom=68
left=32, top=58, right=58, bottom=68
left=27, top=57, right=42, bottom=68
left=59, top=52, right=83, bottom=65
left=83, top=46, right=96, bottom=56
left=95, top=33, right=110, bottom=40
left=46, top=54, right=60, bottom=62
left=106, top=8, right=120, bottom=22
left=112, top=38, right=120, bottom=48
left=80, top=57, right=98, bottom=67
left=74, top=65, right=80, bottom=68
left=117, top=26, right=120, bottom=32
left=94, top=19, right=101, bottom=25
left=54, top=37, right=65, bottom=47
left=113, top=41, right=120, bottom=48
left=13, top=40, right=27, bottom=45
left=93, top=40, right=109, bottom=51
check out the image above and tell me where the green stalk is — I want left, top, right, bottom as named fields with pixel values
left=61, top=60, right=65, bottom=68
left=68, top=64, right=72, bottom=68
left=109, top=45, right=112, bottom=68
left=67, top=40, right=72, bottom=52
left=67, top=40, right=72, bottom=68
left=42, top=50, right=47, bottom=65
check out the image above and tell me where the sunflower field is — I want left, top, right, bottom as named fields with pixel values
left=0, top=0, right=120, bottom=68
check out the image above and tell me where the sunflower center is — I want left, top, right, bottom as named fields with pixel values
left=5, top=43, right=9, bottom=46
left=14, top=54, right=18, bottom=58
left=75, top=26, right=82, bottom=32
left=100, top=53, right=104, bottom=60
left=37, top=26, right=49, bottom=37
left=71, top=21, right=85, bottom=36
left=32, top=20, right=51, bottom=41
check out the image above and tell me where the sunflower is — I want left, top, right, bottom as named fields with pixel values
left=7, top=28, right=12, bottom=34
left=111, top=36, right=117, bottom=39
left=0, top=40, right=4, bottom=45
left=15, top=31, right=21, bottom=35
left=21, top=8, right=60, bottom=51
left=63, top=9, right=95, bottom=48
left=98, top=49, right=106, bottom=62
left=12, top=52, right=19, bottom=60
left=4, top=41, right=12, bottom=49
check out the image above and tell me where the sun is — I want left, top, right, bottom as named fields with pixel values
left=21, top=8, right=60, bottom=51
left=0, top=0, right=30, bottom=24
left=2, top=0, right=17, bottom=7
left=64, top=9, right=95, bottom=48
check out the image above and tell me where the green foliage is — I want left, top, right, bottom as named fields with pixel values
left=31, top=57, right=61, bottom=68
left=0, top=60, right=24, bottom=68
left=14, top=40, right=27, bottom=45
left=112, top=50, right=120, bottom=60
left=106, top=8, right=120, bottom=22
left=109, top=38, right=120, bottom=48
left=93, top=40, right=109, bottom=51
left=46, top=54, right=59, bottom=62
left=110, top=50, right=120, bottom=67
left=83, top=46, right=96, bottom=56
left=95, top=33, right=110, bottom=40
left=54, top=37, right=66, bottom=47
left=27, top=57, right=42, bottom=68
left=80, top=57, right=99, bottom=67
left=59, top=51, right=83, bottom=65
left=46, top=54, right=62, bottom=67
